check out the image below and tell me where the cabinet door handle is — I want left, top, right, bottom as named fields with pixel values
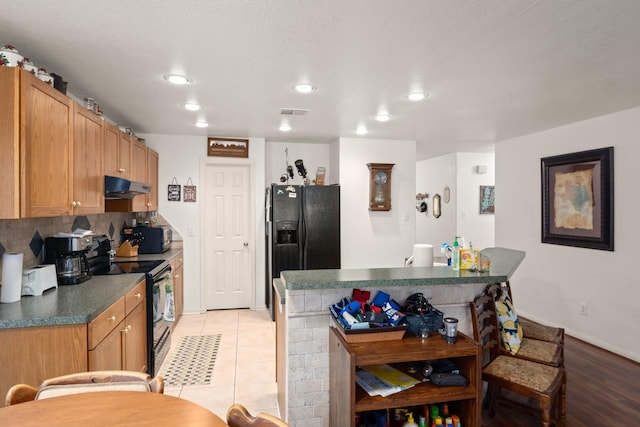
left=71, top=201, right=77, bottom=207
left=122, top=325, right=131, bottom=334
left=108, top=315, right=116, bottom=322
left=76, top=201, right=81, bottom=207
left=134, top=293, right=141, bottom=299
left=119, top=168, right=125, bottom=172
left=174, top=274, right=180, bottom=279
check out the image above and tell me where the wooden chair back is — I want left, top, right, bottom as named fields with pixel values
left=5, top=370, right=164, bottom=406
left=469, top=283, right=502, bottom=367
left=227, top=403, right=291, bottom=427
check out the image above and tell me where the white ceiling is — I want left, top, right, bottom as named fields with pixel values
left=2, top=1, right=640, bottom=160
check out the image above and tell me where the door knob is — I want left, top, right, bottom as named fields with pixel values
left=243, top=242, right=249, bottom=247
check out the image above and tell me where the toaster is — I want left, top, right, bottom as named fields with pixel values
left=22, top=264, right=58, bottom=296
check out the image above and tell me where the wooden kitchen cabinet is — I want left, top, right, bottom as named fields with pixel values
left=146, top=148, right=159, bottom=211
left=0, top=324, right=88, bottom=401
left=171, top=254, right=184, bottom=324
left=107, top=144, right=159, bottom=213
left=104, top=121, right=133, bottom=180
left=329, top=328, right=481, bottom=427
left=73, top=104, right=105, bottom=215
left=0, top=67, right=105, bottom=218
left=88, top=279, right=147, bottom=372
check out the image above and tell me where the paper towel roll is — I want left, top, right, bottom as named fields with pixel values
left=1, top=252, right=24, bottom=303
left=412, top=243, right=434, bottom=267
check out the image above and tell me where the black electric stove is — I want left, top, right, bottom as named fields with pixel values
left=87, top=236, right=172, bottom=376
left=91, top=259, right=166, bottom=276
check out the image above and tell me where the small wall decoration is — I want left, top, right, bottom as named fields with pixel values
left=183, top=177, right=197, bottom=203
left=207, top=137, right=249, bottom=158
left=479, top=185, right=495, bottom=214
left=432, top=193, right=441, bottom=218
left=541, top=147, right=614, bottom=251
left=168, top=177, right=181, bottom=201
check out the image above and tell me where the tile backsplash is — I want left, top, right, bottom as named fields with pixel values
left=0, top=213, right=133, bottom=278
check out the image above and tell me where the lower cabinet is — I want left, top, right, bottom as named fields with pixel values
left=88, top=279, right=147, bottom=372
left=329, top=327, right=481, bottom=427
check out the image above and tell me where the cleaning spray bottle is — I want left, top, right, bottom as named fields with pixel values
left=451, top=237, right=460, bottom=270
left=403, top=412, right=419, bottom=427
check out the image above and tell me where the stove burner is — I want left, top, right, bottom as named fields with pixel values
left=91, top=260, right=165, bottom=276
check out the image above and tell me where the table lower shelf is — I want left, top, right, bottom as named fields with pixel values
left=355, top=381, right=477, bottom=412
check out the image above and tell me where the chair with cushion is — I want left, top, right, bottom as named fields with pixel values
left=503, top=281, right=565, bottom=345
left=470, top=286, right=566, bottom=426
left=227, top=403, right=291, bottom=427
left=5, top=370, right=164, bottom=406
left=486, top=283, right=564, bottom=368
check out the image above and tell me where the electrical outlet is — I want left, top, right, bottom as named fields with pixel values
left=579, top=302, right=588, bottom=316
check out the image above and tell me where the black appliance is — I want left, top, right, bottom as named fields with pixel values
left=123, top=226, right=172, bottom=254
left=88, top=237, right=172, bottom=376
left=265, top=184, right=341, bottom=319
left=44, top=236, right=92, bottom=285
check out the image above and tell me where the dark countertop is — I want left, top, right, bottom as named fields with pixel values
left=279, top=247, right=525, bottom=291
left=0, top=249, right=183, bottom=329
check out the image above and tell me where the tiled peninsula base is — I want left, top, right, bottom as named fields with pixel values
left=275, top=281, right=491, bottom=427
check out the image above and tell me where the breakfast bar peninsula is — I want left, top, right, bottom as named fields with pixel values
left=273, top=247, right=525, bottom=426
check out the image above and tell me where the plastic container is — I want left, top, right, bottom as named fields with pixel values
left=403, top=412, right=418, bottom=427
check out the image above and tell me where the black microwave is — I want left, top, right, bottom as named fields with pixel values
left=132, top=226, right=172, bottom=254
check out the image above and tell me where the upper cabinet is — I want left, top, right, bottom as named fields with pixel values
left=104, top=122, right=132, bottom=180
left=0, top=66, right=80, bottom=218
left=106, top=144, right=159, bottom=213
left=1, top=67, right=159, bottom=218
left=73, top=105, right=105, bottom=215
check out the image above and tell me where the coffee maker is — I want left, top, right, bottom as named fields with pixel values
left=44, top=237, right=91, bottom=285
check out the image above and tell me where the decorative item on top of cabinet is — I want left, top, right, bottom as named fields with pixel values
left=168, top=177, right=181, bottom=201
left=367, top=163, right=394, bottom=211
left=183, top=178, right=197, bottom=202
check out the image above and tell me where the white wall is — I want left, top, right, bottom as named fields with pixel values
left=416, top=154, right=457, bottom=260
left=339, top=138, right=417, bottom=268
left=142, top=134, right=266, bottom=314
left=265, top=141, right=332, bottom=186
left=416, top=153, right=495, bottom=260
left=496, top=106, right=639, bottom=362
left=456, top=152, right=495, bottom=250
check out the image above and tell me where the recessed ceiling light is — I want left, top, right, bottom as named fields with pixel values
left=164, top=74, right=191, bottom=85
left=406, top=91, right=430, bottom=101
left=184, top=103, right=201, bottom=111
left=195, top=121, right=209, bottom=128
left=279, top=122, right=292, bottom=132
left=294, top=83, right=315, bottom=93
left=356, top=125, right=368, bottom=135
left=375, top=113, right=393, bottom=122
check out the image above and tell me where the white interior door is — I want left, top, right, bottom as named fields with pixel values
left=203, top=163, right=253, bottom=310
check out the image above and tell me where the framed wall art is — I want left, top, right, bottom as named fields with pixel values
left=479, top=185, right=495, bottom=214
left=207, top=137, right=249, bottom=158
left=541, top=147, right=614, bottom=251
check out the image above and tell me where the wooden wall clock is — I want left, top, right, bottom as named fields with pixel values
left=367, top=163, right=394, bottom=211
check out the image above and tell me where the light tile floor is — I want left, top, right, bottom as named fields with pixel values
left=160, top=309, right=279, bottom=420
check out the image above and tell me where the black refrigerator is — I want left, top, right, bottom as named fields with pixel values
left=265, top=184, right=341, bottom=319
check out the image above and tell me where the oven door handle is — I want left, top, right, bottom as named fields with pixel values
left=153, top=265, right=172, bottom=283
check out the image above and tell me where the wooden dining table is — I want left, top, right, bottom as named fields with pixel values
left=0, top=391, right=229, bottom=426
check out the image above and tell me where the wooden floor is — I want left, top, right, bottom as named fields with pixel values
left=481, top=335, right=640, bottom=426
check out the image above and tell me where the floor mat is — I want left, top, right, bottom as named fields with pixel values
left=159, top=334, right=221, bottom=386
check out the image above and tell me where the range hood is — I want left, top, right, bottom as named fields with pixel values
left=104, top=176, right=150, bottom=199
